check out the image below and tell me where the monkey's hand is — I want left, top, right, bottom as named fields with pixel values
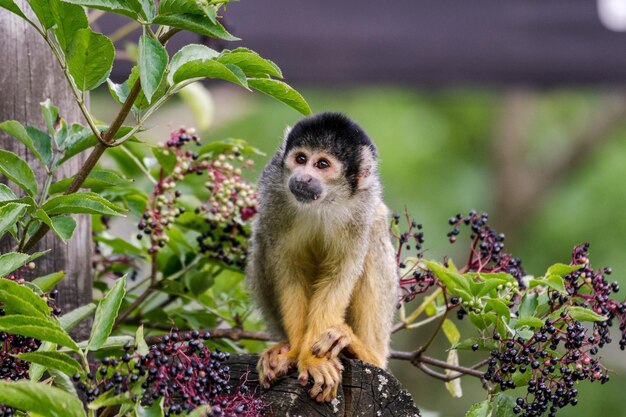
left=257, top=340, right=296, bottom=389
left=311, top=324, right=352, bottom=359
left=298, top=354, right=343, bottom=402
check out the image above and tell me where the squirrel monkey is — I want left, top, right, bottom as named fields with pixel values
left=246, top=113, right=398, bottom=402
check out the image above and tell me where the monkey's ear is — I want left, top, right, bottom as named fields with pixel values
left=357, top=146, right=377, bottom=189
left=283, top=125, right=292, bottom=140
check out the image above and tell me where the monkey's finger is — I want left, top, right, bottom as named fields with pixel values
left=320, top=370, right=336, bottom=402
left=298, top=370, right=309, bottom=386
left=308, top=371, right=325, bottom=399
left=279, top=343, right=291, bottom=354
left=328, top=337, right=350, bottom=359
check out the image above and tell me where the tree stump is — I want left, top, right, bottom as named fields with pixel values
left=227, top=354, right=420, bottom=417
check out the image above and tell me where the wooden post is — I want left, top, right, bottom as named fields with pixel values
left=0, top=3, right=92, bottom=338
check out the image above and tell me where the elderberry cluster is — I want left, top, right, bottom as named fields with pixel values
left=138, top=128, right=257, bottom=267
left=75, top=331, right=266, bottom=417
left=447, top=210, right=524, bottom=283
left=392, top=212, right=430, bottom=304
left=0, top=265, right=59, bottom=417
left=562, top=243, right=626, bottom=350
left=480, top=244, right=624, bottom=417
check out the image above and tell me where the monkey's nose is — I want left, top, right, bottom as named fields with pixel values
left=288, top=176, right=322, bottom=203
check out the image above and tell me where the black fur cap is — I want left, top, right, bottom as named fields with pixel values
left=283, top=112, right=377, bottom=192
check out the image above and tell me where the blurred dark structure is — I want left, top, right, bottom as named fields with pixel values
left=102, top=0, right=626, bottom=86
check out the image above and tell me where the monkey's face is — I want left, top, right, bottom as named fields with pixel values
left=284, top=148, right=344, bottom=204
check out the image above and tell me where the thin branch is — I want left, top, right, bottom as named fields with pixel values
left=120, top=144, right=157, bottom=184
left=145, top=327, right=274, bottom=344
left=21, top=29, right=181, bottom=253
left=391, top=349, right=486, bottom=379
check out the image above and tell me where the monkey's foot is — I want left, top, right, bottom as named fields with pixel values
left=298, top=355, right=343, bottom=402
left=311, top=324, right=352, bottom=359
left=257, top=340, right=296, bottom=389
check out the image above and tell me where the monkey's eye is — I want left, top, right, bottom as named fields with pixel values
left=316, top=158, right=331, bottom=169
left=295, top=154, right=307, bottom=164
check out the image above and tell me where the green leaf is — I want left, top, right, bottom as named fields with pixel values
left=518, top=293, right=538, bottom=318
left=154, top=13, right=238, bottom=40
left=88, top=276, right=126, bottom=351
left=485, top=299, right=511, bottom=321
left=494, top=393, right=518, bottom=417
left=0, top=277, right=51, bottom=317
left=59, top=303, right=96, bottom=331
left=49, top=368, right=79, bottom=395
left=0, top=252, right=29, bottom=277
left=542, top=274, right=567, bottom=294
left=546, top=263, right=583, bottom=277
left=476, top=279, right=508, bottom=297
left=27, top=0, right=55, bottom=28
left=77, top=335, right=134, bottom=350
left=107, top=78, right=131, bottom=104
left=95, top=236, right=144, bottom=256
left=15, top=351, right=83, bottom=377
left=441, top=318, right=460, bottom=345
left=444, top=350, right=463, bottom=398
left=513, top=316, right=545, bottom=329
left=452, top=337, right=498, bottom=351
left=40, top=100, right=59, bottom=136
left=152, top=146, right=178, bottom=174
left=136, top=397, right=164, bottom=417
left=0, top=380, right=86, bottom=417
left=469, top=311, right=496, bottom=330
left=36, top=209, right=76, bottom=243
left=0, top=183, right=17, bottom=201
left=184, top=269, right=215, bottom=296
left=135, top=324, right=149, bottom=355
left=0, top=120, right=49, bottom=164
left=187, top=405, right=212, bottom=417
left=42, top=192, right=127, bottom=216
left=466, top=399, right=492, bottom=417
left=32, top=271, right=65, bottom=292
left=29, top=341, right=55, bottom=381
left=0, top=316, right=79, bottom=350
left=0, top=202, right=27, bottom=240
left=158, top=0, right=204, bottom=15
left=61, top=0, right=138, bottom=19
left=169, top=44, right=218, bottom=82
left=0, top=0, right=29, bottom=22
left=569, top=306, right=607, bottom=322
left=0, top=149, right=38, bottom=197
left=247, top=78, right=312, bottom=115
left=66, top=28, right=115, bottom=90
left=169, top=46, right=247, bottom=88
left=50, top=169, right=132, bottom=194
left=218, top=48, right=283, bottom=78
left=138, top=35, right=169, bottom=103
left=129, top=0, right=155, bottom=21
left=50, top=0, right=88, bottom=52
left=424, top=260, right=471, bottom=293
left=89, top=390, right=134, bottom=409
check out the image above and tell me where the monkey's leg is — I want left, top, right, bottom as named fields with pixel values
left=297, top=259, right=364, bottom=402
left=311, top=323, right=383, bottom=367
left=258, top=280, right=309, bottom=388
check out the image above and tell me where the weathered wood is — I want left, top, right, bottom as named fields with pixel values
left=0, top=3, right=92, bottom=338
left=227, top=354, right=420, bottom=417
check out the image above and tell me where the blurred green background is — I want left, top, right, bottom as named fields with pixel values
left=93, top=85, right=626, bottom=417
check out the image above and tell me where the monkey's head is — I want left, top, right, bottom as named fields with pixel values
left=281, top=112, right=378, bottom=205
